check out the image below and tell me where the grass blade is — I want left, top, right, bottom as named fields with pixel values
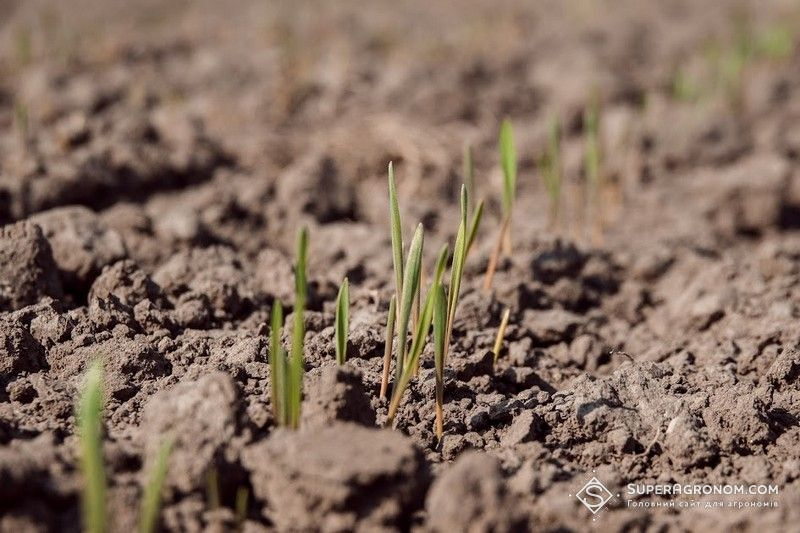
left=379, top=295, right=397, bottom=400
left=388, top=162, right=404, bottom=320
left=334, top=277, right=349, bottom=365
left=433, top=283, right=447, bottom=441
left=492, top=307, right=511, bottom=367
left=139, top=436, right=173, bottom=533
left=466, top=199, right=484, bottom=255
left=463, top=144, right=475, bottom=212
left=500, top=119, right=517, bottom=218
left=395, top=224, right=424, bottom=386
left=444, top=186, right=468, bottom=363
left=235, top=487, right=249, bottom=526
left=288, top=226, right=308, bottom=429
left=269, top=301, right=285, bottom=425
left=78, top=360, right=106, bottom=533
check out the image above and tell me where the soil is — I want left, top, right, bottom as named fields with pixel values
left=1, top=0, right=800, bottom=531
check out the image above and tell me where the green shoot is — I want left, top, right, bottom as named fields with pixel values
left=14, top=101, right=29, bottom=149
left=139, top=437, right=173, bottom=533
left=268, top=226, right=308, bottom=429
left=445, top=186, right=468, bottom=361
left=235, top=487, right=249, bottom=526
left=269, top=301, right=286, bottom=424
left=500, top=119, right=517, bottom=221
left=379, top=295, right=396, bottom=400
left=584, top=101, right=602, bottom=244
left=463, top=144, right=475, bottom=212
left=387, top=279, right=437, bottom=426
left=388, top=162, right=404, bottom=324
left=432, top=283, right=447, bottom=441
left=78, top=360, right=107, bottom=533
left=334, top=277, right=349, bottom=365
left=206, top=468, right=220, bottom=510
left=288, top=226, right=308, bottom=429
left=395, top=224, right=424, bottom=385
left=492, top=308, right=511, bottom=368
left=539, top=114, right=562, bottom=229
left=484, top=120, right=517, bottom=292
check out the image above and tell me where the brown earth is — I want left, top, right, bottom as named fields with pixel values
left=1, top=0, right=800, bottom=531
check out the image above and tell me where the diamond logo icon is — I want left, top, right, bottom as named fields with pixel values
left=575, top=477, right=613, bottom=514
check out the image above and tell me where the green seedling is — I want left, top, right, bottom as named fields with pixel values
left=388, top=162, right=404, bottom=326
left=235, top=487, right=249, bottom=527
left=139, top=437, right=173, bottom=533
left=492, top=307, right=511, bottom=368
left=206, top=468, right=221, bottom=510
left=483, top=119, right=517, bottom=292
left=584, top=101, right=603, bottom=244
left=78, top=360, right=107, bottom=533
left=432, top=283, right=447, bottom=440
left=539, top=114, right=562, bottom=230
left=379, top=295, right=396, bottom=400
left=268, top=227, right=308, bottom=429
left=386, top=278, right=438, bottom=426
left=335, top=277, right=349, bottom=365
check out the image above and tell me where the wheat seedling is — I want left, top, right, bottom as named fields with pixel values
left=492, top=307, right=511, bottom=368
left=78, top=360, right=106, bottom=533
left=584, top=100, right=603, bottom=244
left=464, top=144, right=475, bottom=212
left=139, top=437, right=173, bottom=533
left=432, top=283, right=447, bottom=440
left=386, top=277, right=438, bottom=426
left=483, top=119, right=517, bottom=292
left=335, top=277, right=349, bottom=365
left=395, top=224, right=424, bottom=385
left=379, top=295, right=396, bottom=400
left=540, top=114, right=562, bottom=230
left=268, top=227, right=308, bottom=429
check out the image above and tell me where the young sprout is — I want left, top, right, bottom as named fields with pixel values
left=334, top=277, right=349, bottom=365
left=268, top=226, right=308, bottom=429
left=78, top=360, right=107, bottom=533
left=269, top=301, right=286, bottom=424
left=206, top=468, right=220, bottom=510
left=432, top=283, right=447, bottom=440
left=540, top=114, right=562, bottom=230
left=235, top=487, right=249, bottom=527
left=379, top=295, right=396, bottom=400
left=388, top=162, right=404, bottom=325
left=288, top=227, right=308, bottom=428
left=492, top=308, right=511, bottom=368
left=584, top=99, right=603, bottom=245
left=386, top=278, right=438, bottom=426
left=139, top=437, right=173, bottom=533
left=483, top=119, right=517, bottom=292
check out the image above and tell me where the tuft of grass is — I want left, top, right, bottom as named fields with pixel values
left=386, top=277, right=437, bottom=426
left=268, top=227, right=308, bottom=429
left=483, top=119, right=517, bottom=292
left=139, top=437, right=173, bottom=533
left=492, top=308, right=511, bottom=368
left=379, top=295, right=396, bottom=400
left=334, top=277, right=349, bottom=365
left=78, top=360, right=107, bottom=533
left=539, top=114, right=562, bottom=229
